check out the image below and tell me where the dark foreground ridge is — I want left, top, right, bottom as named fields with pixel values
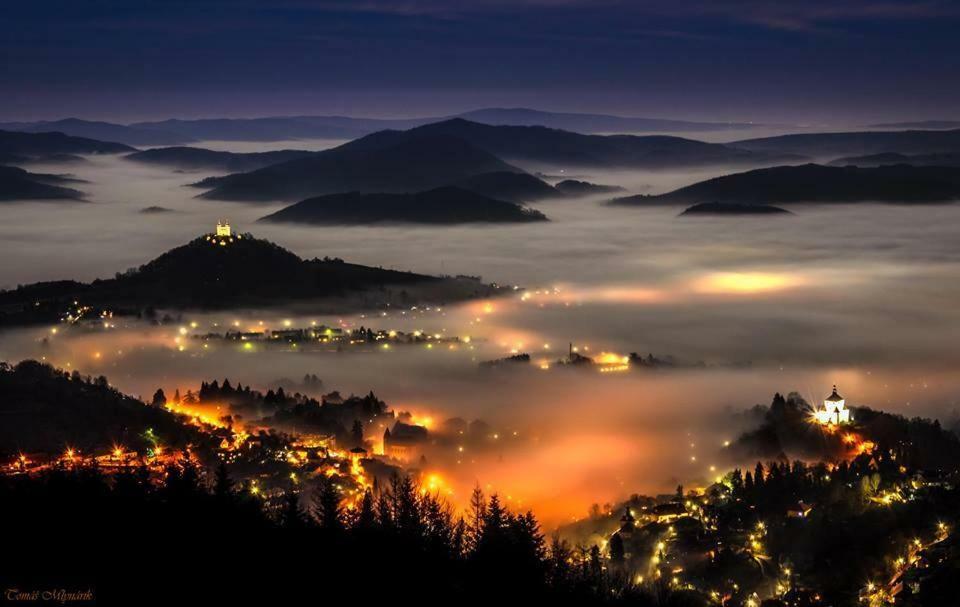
left=3, top=365, right=959, bottom=606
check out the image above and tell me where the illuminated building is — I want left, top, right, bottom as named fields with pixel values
left=216, top=220, right=232, bottom=237
left=383, top=421, right=428, bottom=461
left=813, top=385, right=852, bottom=426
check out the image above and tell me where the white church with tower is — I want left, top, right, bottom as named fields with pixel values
left=813, top=385, right=852, bottom=426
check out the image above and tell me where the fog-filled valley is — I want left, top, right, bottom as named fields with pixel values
left=3, top=139, right=960, bottom=526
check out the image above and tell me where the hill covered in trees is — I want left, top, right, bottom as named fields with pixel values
left=0, top=165, right=85, bottom=201
left=0, top=360, right=203, bottom=456
left=195, top=132, right=522, bottom=202
left=612, top=164, right=960, bottom=206
left=0, top=129, right=133, bottom=160
left=731, top=129, right=960, bottom=158
left=827, top=152, right=960, bottom=167
left=0, top=232, right=500, bottom=325
left=679, top=201, right=791, bottom=216
left=259, top=187, right=548, bottom=225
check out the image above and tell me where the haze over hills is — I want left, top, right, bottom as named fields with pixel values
left=196, top=131, right=522, bottom=202
left=612, top=164, right=960, bottom=206
left=0, top=231, right=501, bottom=325
left=125, top=147, right=316, bottom=172
left=259, top=186, right=548, bottom=225
left=827, top=152, right=960, bottom=167
left=730, top=129, right=960, bottom=158
left=0, top=109, right=765, bottom=144
left=451, top=171, right=561, bottom=203
left=0, top=165, right=85, bottom=201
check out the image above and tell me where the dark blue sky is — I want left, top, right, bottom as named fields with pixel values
left=2, top=0, right=958, bottom=123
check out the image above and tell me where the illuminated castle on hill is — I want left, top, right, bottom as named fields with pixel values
left=813, top=385, right=851, bottom=426
left=206, top=221, right=241, bottom=246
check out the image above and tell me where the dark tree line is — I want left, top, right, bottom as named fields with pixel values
left=1, top=463, right=702, bottom=605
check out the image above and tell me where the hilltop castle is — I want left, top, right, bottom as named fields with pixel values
left=206, top=221, right=241, bottom=246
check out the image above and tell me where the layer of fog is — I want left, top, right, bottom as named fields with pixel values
left=3, top=150, right=960, bottom=525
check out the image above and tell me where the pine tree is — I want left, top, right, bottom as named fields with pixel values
left=213, top=462, right=233, bottom=500
left=280, top=491, right=306, bottom=528
left=609, top=533, right=625, bottom=565
left=351, top=420, right=364, bottom=447
left=468, top=484, right=487, bottom=549
left=313, top=476, right=344, bottom=532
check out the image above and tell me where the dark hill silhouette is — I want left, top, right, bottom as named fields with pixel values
left=828, top=152, right=960, bottom=167
left=679, top=201, right=792, bottom=216
left=0, top=118, right=186, bottom=146
left=0, top=165, right=84, bottom=201
left=197, top=133, right=521, bottom=202
left=612, top=164, right=960, bottom=205
left=0, top=360, right=203, bottom=454
left=124, top=107, right=757, bottom=141
left=259, top=186, right=548, bottom=225
left=0, top=232, right=499, bottom=324
left=731, top=129, right=960, bottom=158
left=554, top=179, right=625, bottom=196
left=0, top=129, right=134, bottom=158
left=455, top=107, right=756, bottom=133
left=126, top=146, right=315, bottom=172
left=196, top=120, right=791, bottom=202
left=867, top=120, right=960, bottom=130
left=401, top=119, right=784, bottom=167
left=452, top=171, right=560, bottom=202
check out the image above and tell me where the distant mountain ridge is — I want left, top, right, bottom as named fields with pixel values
left=731, top=129, right=960, bottom=158
left=195, top=119, right=790, bottom=202
left=0, top=108, right=763, bottom=145
left=827, top=152, right=960, bottom=167
left=259, top=186, right=548, bottom=225
left=0, top=119, right=183, bottom=146
left=612, top=164, right=960, bottom=205
left=196, top=131, right=523, bottom=201
left=398, top=119, right=786, bottom=168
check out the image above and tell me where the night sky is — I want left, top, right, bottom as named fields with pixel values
left=2, top=0, right=958, bottom=123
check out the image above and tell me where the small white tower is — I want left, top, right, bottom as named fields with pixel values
left=216, top=220, right=232, bottom=237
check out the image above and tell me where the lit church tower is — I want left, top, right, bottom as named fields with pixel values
left=813, top=385, right=852, bottom=426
